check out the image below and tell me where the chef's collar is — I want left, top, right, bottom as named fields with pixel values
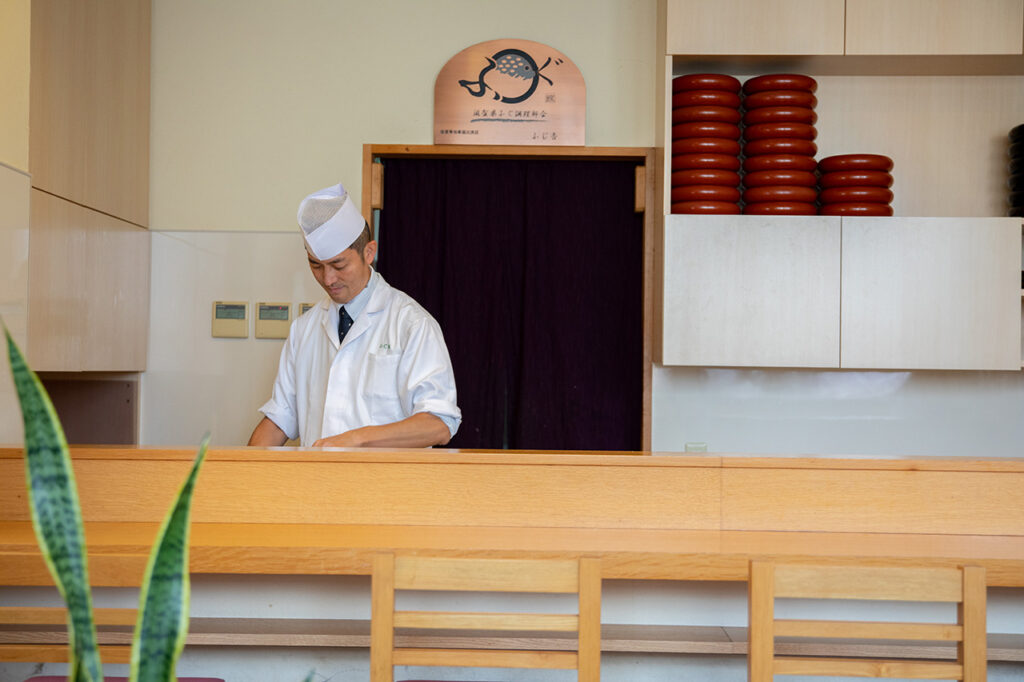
left=333, top=268, right=377, bottom=322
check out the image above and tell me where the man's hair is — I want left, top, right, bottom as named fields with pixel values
left=348, top=223, right=373, bottom=255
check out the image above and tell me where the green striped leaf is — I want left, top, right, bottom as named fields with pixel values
left=5, top=327, right=102, bottom=682
left=130, top=435, right=208, bottom=682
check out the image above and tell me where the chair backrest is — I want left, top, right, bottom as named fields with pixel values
left=748, top=561, right=986, bottom=681
left=370, top=554, right=601, bottom=682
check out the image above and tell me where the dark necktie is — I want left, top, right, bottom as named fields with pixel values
left=338, top=306, right=353, bottom=343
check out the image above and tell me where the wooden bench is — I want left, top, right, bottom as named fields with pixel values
left=2, top=447, right=1023, bottom=666
left=2, top=611, right=1022, bottom=663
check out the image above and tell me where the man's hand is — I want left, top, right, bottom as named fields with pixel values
left=311, top=412, right=451, bottom=448
left=312, top=431, right=367, bottom=448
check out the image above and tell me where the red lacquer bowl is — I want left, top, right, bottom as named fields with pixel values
left=671, top=137, right=741, bottom=156
left=672, top=105, right=742, bottom=124
left=672, top=121, right=742, bottom=140
left=743, top=154, right=818, bottom=173
left=673, top=73, right=742, bottom=93
left=742, top=170, right=818, bottom=187
left=671, top=185, right=742, bottom=203
left=743, top=138, right=817, bottom=157
left=742, top=122, right=817, bottom=141
left=672, top=90, right=742, bottom=108
left=743, top=74, right=817, bottom=94
left=672, top=153, right=742, bottom=171
left=672, top=200, right=741, bottom=214
left=818, top=170, right=894, bottom=188
left=818, top=154, right=894, bottom=173
left=743, top=90, right=818, bottom=110
left=743, top=106, right=817, bottom=126
left=820, top=203, right=894, bottom=216
left=819, top=186, right=894, bottom=204
left=743, top=201, right=817, bottom=215
left=671, top=169, right=741, bottom=187
left=742, top=185, right=818, bottom=204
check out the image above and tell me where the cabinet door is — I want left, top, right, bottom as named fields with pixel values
left=28, top=190, right=150, bottom=371
left=665, top=0, right=844, bottom=55
left=846, top=0, right=1024, bottom=55
left=30, top=0, right=150, bottom=226
left=662, top=215, right=841, bottom=367
left=841, top=217, right=1021, bottom=370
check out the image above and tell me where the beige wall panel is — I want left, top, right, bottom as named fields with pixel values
left=665, top=0, right=844, bottom=55
left=661, top=215, right=841, bottom=367
left=811, top=75, right=1024, bottom=218
left=0, top=0, right=30, bottom=172
left=841, top=217, right=1021, bottom=370
left=0, top=165, right=30, bottom=445
left=722, top=467, right=1024, bottom=535
left=846, top=0, right=1024, bottom=55
left=148, top=0, right=657, bottom=232
left=30, top=0, right=150, bottom=226
left=28, top=190, right=149, bottom=371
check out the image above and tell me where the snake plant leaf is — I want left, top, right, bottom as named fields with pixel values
left=129, top=435, right=208, bottom=682
left=5, top=327, right=102, bottom=682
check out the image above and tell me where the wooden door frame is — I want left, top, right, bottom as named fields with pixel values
left=362, top=144, right=657, bottom=451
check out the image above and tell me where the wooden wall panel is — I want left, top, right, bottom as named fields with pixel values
left=665, top=0, right=845, bottom=55
left=721, top=467, right=1024, bottom=535
left=28, top=190, right=149, bottom=371
left=30, top=0, right=150, bottom=226
left=846, top=0, right=1024, bottom=55
left=0, top=455, right=722, bottom=530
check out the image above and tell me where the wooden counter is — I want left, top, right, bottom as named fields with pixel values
left=2, top=447, right=1023, bottom=586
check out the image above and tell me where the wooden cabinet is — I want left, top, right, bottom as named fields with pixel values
left=26, top=0, right=151, bottom=373
left=841, top=217, right=1021, bottom=370
left=846, top=0, right=1024, bottom=55
left=658, top=1, right=1024, bottom=371
left=665, top=0, right=1023, bottom=56
left=28, top=190, right=149, bottom=372
left=661, top=217, right=1022, bottom=370
left=661, top=216, right=841, bottom=368
left=30, top=0, right=150, bottom=227
left=665, top=0, right=844, bottom=55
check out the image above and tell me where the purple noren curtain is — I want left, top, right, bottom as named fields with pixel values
left=377, top=158, right=642, bottom=451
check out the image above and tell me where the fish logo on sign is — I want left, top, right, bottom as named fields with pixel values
left=458, top=48, right=562, bottom=104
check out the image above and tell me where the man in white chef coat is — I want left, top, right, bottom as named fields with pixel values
left=247, top=183, right=461, bottom=447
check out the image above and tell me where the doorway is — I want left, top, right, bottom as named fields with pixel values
left=363, top=145, right=655, bottom=451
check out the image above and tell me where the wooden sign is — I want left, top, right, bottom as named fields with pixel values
left=434, top=39, right=585, bottom=146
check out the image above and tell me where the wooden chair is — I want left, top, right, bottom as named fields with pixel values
left=370, top=554, right=601, bottom=682
left=748, top=560, right=987, bottom=681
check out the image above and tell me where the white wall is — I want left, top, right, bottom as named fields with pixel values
left=149, top=0, right=658, bottom=232
left=652, top=366, right=1024, bottom=456
left=143, top=0, right=660, bottom=445
left=142, top=230, right=323, bottom=445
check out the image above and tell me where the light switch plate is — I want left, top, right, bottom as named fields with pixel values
left=212, top=301, right=248, bottom=338
left=255, top=302, right=291, bottom=339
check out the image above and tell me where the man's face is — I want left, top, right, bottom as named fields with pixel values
left=307, top=241, right=377, bottom=304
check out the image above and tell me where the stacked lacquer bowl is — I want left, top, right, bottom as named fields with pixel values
left=818, top=154, right=894, bottom=216
left=670, top=74, right=743, bottom=214
left=1009, top=124, right=1024, bottom=218
left=741, top=74, right=819, bottom=215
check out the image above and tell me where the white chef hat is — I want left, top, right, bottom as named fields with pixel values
left=297, top=183, right=366, bottom=260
